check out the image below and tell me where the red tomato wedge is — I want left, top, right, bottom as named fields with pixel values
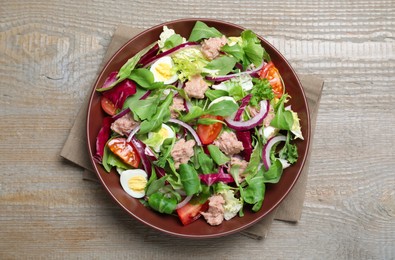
left=101, top=96, right=117, bottom=116
left=196, top=115, right=223, bottom=145
left=259, top=61, right=284, bottom=98
left=176, top=201, right=209, bottom=226
left=107, top=138, right=140, bottom=168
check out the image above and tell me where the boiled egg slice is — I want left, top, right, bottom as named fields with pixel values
left=120, top=169, right=148, bottom=198
left=150, top=56, right=178, bottom=85
left=147, top=124, right=175, bottom=152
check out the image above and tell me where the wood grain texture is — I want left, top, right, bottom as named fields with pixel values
left=1, top=0, right=394, bottom=259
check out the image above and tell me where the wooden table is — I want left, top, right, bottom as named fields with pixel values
left=1, top=1, right=394, bottom=259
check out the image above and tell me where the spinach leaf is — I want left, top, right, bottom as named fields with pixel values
left=205, top=89, right=228, bottom=101
left=204, top=56, right=237, bottom=76
left=148, top=192, right=177, bottom=214
left=241, top=170, right=265, bottom=212
left=207, top=144, right=230, bottom=165
left=221, top=43, right=245, bottom=63
left=188, top=21, right=223, bottom=42
left=262, top=159, right=283, bottom=183
left=243, top=141, right=262, bottom=177
left=179, top=163, right=201, bottom=196
left=270, top=95, right=294, bottom=131
left=164, top=34, right=184, bottom=49
left=129, top=68, right=165, bottom=90
left=146, top=176, right=167, bottom=196
left=206, top=98, right=238, bottom=117
left=241, top=30, right=264, bottom=67
left=197, top=149, right=215, bottom=174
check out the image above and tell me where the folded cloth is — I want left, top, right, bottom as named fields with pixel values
left=60, top=24, right=324, bottom=240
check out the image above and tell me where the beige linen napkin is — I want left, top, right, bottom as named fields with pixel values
left=60, top=25, right=324, bottom=240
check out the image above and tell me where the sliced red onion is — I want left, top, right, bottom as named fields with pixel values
left=262, top=135, right=286, bottom=170
left=233, top=94, right=252, bottom=121
left=130, top=137, right=152, bottom=176
left=112, top=108, right=131, bottom=120
left=168, top=118, right=202, bottom=146
left=176, top=195, right=193, bottom=209
left=205, top=61, right=265, bottom=82
left=144, top=145, right=157, bottom=160
left=138, top=43, right=159, bottom=65
left=225, top=100, right=269, bottom=131
left=126, top=125, right=141, bottom=143
left=177, top=81, right=184, bottom=89
left=142, top=42, right=200, bottom=68
left=183, top=99, right=193, bottom=113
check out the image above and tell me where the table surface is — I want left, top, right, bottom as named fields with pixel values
left=1, top=1, right=394, bottom=259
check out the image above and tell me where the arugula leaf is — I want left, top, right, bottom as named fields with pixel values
left=155, top=137, right=175, bottom=168
left=179, top=163, right=201, bottom=196
left=122, top=86, right=148, bottom=109
left=204, top=56, right=237, bottom=76
left=179, top=105, right=205, bottom=122
left=129, top=94, right=160, bottom=120
left=165, top=158, right=184, bottom=190
left=207, top=145, right=230, bottom=165
left=111, top=42, right=157, bottom=89
left=139, top=93, right=173, bottom=134
left=188, top=21, right=223, bottom=42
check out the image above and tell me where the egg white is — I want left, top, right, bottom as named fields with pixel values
left=150, top=56, right=178, bottom=85
left=120, top=169, right=148, bottom=198
left=147, top=124, right=175, bottom=152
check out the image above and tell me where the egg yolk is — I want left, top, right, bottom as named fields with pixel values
left=154, top=63, right=173, bottom=81
left=158, top=127, right=170, bottom=138
left=128, top=175, right=147, bottom=192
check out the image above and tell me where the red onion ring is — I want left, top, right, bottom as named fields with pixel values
left=205, top=61, right=265, bottom=82
left=168, top=118, right=202, bottom=146
left=142, top=42, right=200, bottom=68
left=225, top=100, right=269, bottom=131
left=233, top=94, right=252, bottom=121
left=126, top=125, right=141, bottom=143
left=262, top=135, right=286, bottom=170
left=112, top=108, right=131, bottom=120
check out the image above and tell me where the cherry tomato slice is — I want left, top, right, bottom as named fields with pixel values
left=107, top=137, right=140, bottom=168
left=176, top=201, right=209, bottom=226
left=197, top=115, right=223, bottom=145
left=259, top=61, right=284, bottom=98
left=101, top=96, right=117, bottom=116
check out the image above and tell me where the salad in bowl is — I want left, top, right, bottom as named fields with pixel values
left=87, top=19, right=310, bottom=237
